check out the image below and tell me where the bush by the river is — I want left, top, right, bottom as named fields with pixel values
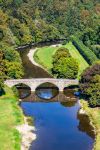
left=80, top=61, right=100, bottom=106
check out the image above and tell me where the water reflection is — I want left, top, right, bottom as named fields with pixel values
left=17, top=87, right=31, bottom=99
left=64, top=88, right=76, bottom=98
left=61, top=101, right=95, bottom=139
left=16, top=84, right=78, bottom=102
left=35, top=82, right=59, bottom=100
left=77, top=112, right=95, bottom=139
left=15, top=84, right=31, bottom=99
left=36, top=88, right=54, bottom=99
left=35, top=87, right=59, bottom=99
left=61, top=101, right=76, bottom=107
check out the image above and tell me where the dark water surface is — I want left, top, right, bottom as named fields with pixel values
left=18, top=44, right=52, bottom=78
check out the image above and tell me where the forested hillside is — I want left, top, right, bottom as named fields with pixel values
left=0, top=0, right=100, bottom=46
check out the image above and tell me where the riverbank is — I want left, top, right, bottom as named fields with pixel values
left=33, top=44, right=61, bottom=70
left=0, top=86, right=36, bottom=150
left=80, top=100, right=100, bottom=150
left=32, top=42, right=89, bottom=78
left=16, top=116, right=36, bottom=150
left=0, top=86, right=24, bottom=150
left=28, top=47, right=53, bottom=77
left=27, top=44, right=61, bottom=77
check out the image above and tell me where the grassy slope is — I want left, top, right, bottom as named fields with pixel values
left=65, top=42, right=89, bottom=77
left=0, top=86, right=24, bottom=150
left=80, top=100, right=100, bottom=150
left=34, top=42, right=89, bottom=77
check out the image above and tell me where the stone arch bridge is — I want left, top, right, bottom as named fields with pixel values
left=4, top=78, right=78, bottom=92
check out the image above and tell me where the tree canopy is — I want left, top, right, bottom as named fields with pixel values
left=0, top=0, right=99, bottom=45
left=52, top=47, right=79, bottom=78
left=80, top=61, right=100, bottom=106
left=0, top=51, right=5, bottom=92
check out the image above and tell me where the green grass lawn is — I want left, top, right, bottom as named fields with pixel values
left=34, top=46, right=58, bottom=69
left=34, top=42, right=89, bottom=77
left=65, top=42, right=89, bottom=77
left=0, top=86, right=24, bottom=150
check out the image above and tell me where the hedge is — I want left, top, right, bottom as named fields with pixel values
left=71, top=36, right=98, bottom=64
left=91, top=45, right=100, bottom=59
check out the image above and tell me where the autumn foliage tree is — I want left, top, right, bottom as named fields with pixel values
left=80, top=61, right=100, bottom=106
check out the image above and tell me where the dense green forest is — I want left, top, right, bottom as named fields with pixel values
left=0, top=0, right=100, bottom=46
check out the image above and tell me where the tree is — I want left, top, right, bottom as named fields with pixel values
left=52, top=48, right=79, bottom=79
left=0, top=50, right=5, bottom=93
left=80, top=61, right=100, bottom=106
left=53, top=47, right=71, bottom=63
left=19, top=24, right=33, bottom=44
left=2, top=46, right=21, bottom=62
left=66, top=6, right=81, bottom=35
left=5, top=61, right=24, bottom=79
left=0, top=9, right=8, bottom=26
left=88, top=75, right=100, bottom=106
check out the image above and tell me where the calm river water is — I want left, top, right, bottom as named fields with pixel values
left=18, top=43, right=94, bottom=150
left=21, top=101, right=94, bottom=150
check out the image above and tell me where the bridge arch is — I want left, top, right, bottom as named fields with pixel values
left=12, top=83, right=31, bottom=99
left=35, top=82, right=59, bottom=99
left=35, top=82, right=60, bottom=91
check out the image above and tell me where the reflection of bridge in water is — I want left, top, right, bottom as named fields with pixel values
left=22, top=92, right=77, bottom=102
left=5, top=78, right=78, bottom=92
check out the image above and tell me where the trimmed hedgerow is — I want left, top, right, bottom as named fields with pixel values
left=71, top=36, right=98, bottom=64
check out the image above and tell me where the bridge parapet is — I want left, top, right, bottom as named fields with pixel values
left=4, top=78, right=79, bottom=92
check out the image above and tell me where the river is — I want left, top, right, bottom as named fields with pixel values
left=18, top=43, right=94, bottom=150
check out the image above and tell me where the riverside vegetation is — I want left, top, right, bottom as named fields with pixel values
left=79, top=61, right=100, bottom=150
left=0, top=86, right=24, bottom=150
left=0, top=0, right=100, bottom=150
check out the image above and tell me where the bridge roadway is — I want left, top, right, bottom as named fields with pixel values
left=4, top=78, right=78, bottom=92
